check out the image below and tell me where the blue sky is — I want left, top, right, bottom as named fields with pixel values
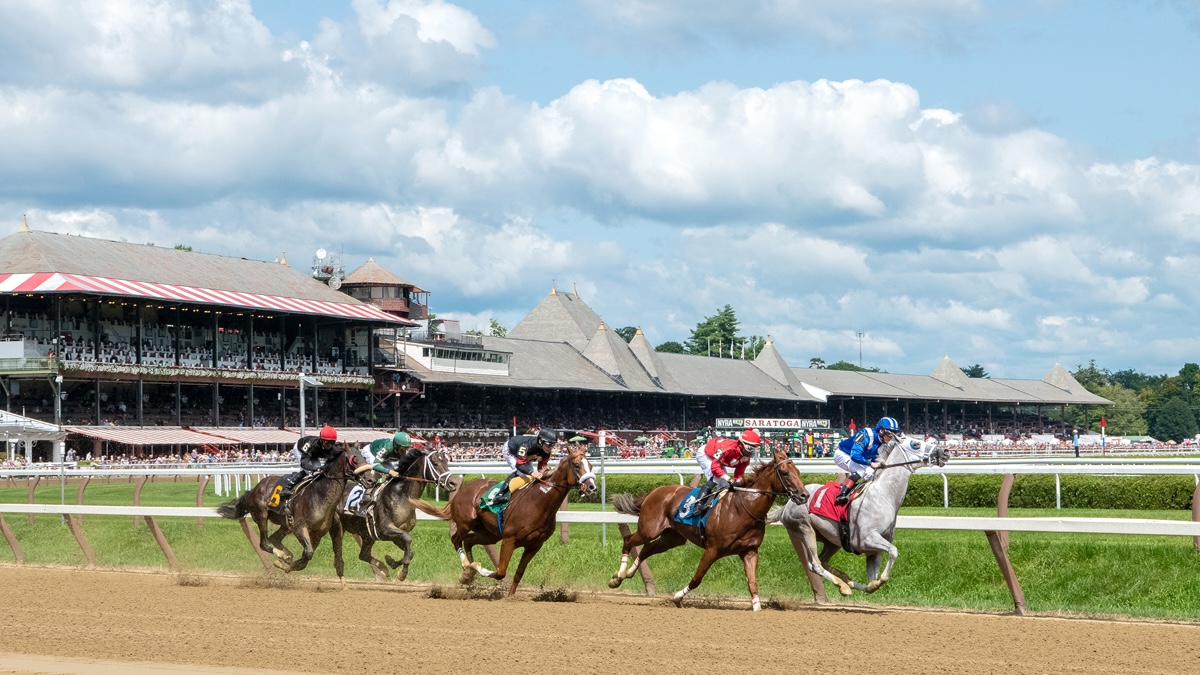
left=2, top=0, right=1199, bottom=379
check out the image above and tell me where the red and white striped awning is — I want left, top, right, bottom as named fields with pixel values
left=66, top=426, right=236, bottom=447
left=192, top=427, right=301, bottom=445
left=0, top=272, right=413, bottom=325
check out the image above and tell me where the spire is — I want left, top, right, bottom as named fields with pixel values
left=366, top=256, right=375, bottom=263
left=598, top=321, right=606, bottom=331
left=550, top=280, right=557, bottom=296
left=279, top=252, right=288, bottom=265
left=18, top=215, right=29, bottom=232
left=930, top=355, right=970, bottom=389
left=573, top=282, right=579, bottom=298
left=1043, top=361, right=1084, bottom=393
left=635, top=326, right=644, bottom=336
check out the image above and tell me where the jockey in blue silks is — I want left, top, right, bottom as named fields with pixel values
left=834, top=416, right=901, bottom=504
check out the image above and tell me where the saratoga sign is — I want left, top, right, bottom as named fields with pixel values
left=716, top=418, right=830, bottom=429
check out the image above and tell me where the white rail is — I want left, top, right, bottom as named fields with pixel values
left=5, top=503, right=1200, bottom=536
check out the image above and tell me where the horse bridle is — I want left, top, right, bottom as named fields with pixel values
left=534, top=453, right=597, bottom=495
left=396, top=450, right=455, bottom=489
left=876, top=437, right=945, bottom=470
left=730, top=457, right=807, bottom=504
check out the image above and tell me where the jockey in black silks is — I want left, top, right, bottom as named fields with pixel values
left=275, top=425, right=340, bottom=515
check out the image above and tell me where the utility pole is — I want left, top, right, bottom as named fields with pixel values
left=856, top=331, right=864, bottom=367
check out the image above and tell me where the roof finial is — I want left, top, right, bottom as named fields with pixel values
left=366, top=256, right=375, bottom=263
left=550, top=280, right=556, bottom=296
left=279, top=251, right=288, bottom=265
left=765, top=333, right=773, bottom=345
left=598, top=321, right=607, bottom=331
left=635, top=326, right=644, bottom=336
left=573, top=282, right=579, bottom=298
left=19, top=215, right=29, bottom=232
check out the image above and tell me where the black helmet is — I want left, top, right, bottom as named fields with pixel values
left=537, top=429, right=558, bottom=445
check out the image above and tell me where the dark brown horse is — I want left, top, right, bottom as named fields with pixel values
left=217, top=447, right=356, bottom=585
left=341, top=449, right=461, bottom=581
left=609, top=447, right=808, bottom=611
left=414, top=445, right=597, bottom=596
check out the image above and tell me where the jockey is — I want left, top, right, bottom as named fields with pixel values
left=694, top=428, right=761, bottom=515
left=357, top=431, right=423, bottom=512
left=834, top=416, right=901, bottom=504
left=276, top=425, right=340, bottom=515
left=488, top=428, right=557, bottom=505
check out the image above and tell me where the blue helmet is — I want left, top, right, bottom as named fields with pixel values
left=876, top=417, right=901, bottom=435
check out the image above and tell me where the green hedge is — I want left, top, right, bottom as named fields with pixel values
left=579, top=473, right=1197, bottom=510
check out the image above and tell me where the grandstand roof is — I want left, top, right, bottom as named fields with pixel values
left=342, top=257, right=425, bottom=292
left=406, top=287, right=1112, bottom=406
left=508, top=287, right=603, bottom=349
left=0, top=230, right=412, bottom=325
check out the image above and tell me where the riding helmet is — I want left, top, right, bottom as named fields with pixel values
left=537, top=428, right=558, bottom=445
left=876, top=417, right=901, bottom=434
left=393, top=431, right=412, bottom=448
left=738, top=428, right=762, bottom=448
left=319, top=425, right=337, bottom=442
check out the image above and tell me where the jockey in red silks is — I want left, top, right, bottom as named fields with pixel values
left=693, top=428, right=762, bottom=515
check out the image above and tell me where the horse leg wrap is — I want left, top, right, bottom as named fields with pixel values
left=615, top=554, right=629, bottom=579
left=457, top=547, right=469, bottom=568
left=751, top=595, right=761, bottom=612
left=624, top=557, right=640, bottom=579
left=672, top=587, right=690, bottom=605
left=470, top=561, right=494, bottom=578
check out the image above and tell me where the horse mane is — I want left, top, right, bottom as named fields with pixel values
left=745, top=456, right=782, bottom=485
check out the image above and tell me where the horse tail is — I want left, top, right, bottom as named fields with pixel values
left=611, top=493, right=643, bottom=516
left=216, top=493, right=248, bottom=520
left=766, top=506, right=784, bottom=524
left=411, top=497, right=451, bottom=520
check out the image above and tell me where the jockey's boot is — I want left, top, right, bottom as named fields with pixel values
left=490, top=481, right=511, bottom=506
left=693, top=481, right=717, bottom=516
left=835, top=474, right=861, bottom=505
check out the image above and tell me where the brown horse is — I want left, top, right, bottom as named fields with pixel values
left=217, top=447, right=356, bottom=585
left=341, top=449, right=461, bottom=581
left=609, top=447, right=808, bottom=611
left=414, top=445, right=597, bottom=596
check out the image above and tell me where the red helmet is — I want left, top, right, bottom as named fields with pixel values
left=739, top=428, right=762, bottom=450
left=319, top=426, right=337, bottom=442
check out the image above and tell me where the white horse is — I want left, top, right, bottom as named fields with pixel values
left=770, top=436, right=948, bottom=596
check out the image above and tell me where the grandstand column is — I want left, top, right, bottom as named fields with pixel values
left=1036, top=404, right=1042, bottom=433
left=924, top=401, right=930, bottom=431
left=173, top=307, right=181, bottom=367
left=310, top=316, right=318, bottom=375
left=279, top=316, right=286, bottom=371
left=91, top=298, right=100, bottom=361
left=134, top=302, right=142, bottom=365
left=245, top=315, right=253, bottom=370
left=174, top=381, right=181, bottom=426
left=342, top=388, right=348, bottom=427
left=279, top=386, right=285, bottom=427
left=213, top=382, right=220, bottom=426
left=53, top=296, right=61, bottom=359
left=93, top=379, right=100, bottom=424
left=212, top=313, right=219, bottom=369
left=989, top=404, right=994, bottom=433
left=248, top=383, right=255, bottom=426
left=137, top=380, right=143, bottom=426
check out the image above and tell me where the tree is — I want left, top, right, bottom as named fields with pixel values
left=809, top=357, right=826, bottom=369
left=684, top=305, right=739, bottom=356
left=960, top=364, right=989, bottom=378
left=488, top=318, right=507, bottom=338
left=1063, top=383, right=1147, bottom=435
left=1148, top=397, right=1198, bottom=442
left=655, top=341, right=685, bottom=354
left=614, top=326, right=637, bottom=343
left=1109, top=368, right=1163, bottom=392
left=1072, top=360, right=1110, bottom=390
left=827, top=360, right=880, bottom=372
left=174, top=244, right=192, bottom=252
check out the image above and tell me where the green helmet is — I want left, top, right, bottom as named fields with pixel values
left=393, top=432, right=412, bottom=448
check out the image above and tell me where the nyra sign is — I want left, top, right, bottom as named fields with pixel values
left=716, top=418, right=830, bottom=430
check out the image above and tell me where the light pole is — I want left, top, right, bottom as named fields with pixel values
left=856, top=331, right=864, bottom=367
left=298, top=373, right=323, bottom=436
left=53, top=375, right=63, bottom=428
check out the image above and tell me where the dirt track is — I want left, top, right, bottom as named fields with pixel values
left=0, top=567, right=1197, bottom=674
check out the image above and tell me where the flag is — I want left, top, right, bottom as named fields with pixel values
left=1100, top=416, right=1107, bottom=429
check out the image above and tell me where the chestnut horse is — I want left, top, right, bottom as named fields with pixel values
left=413, top=445, right=597, bottom=596
left=342, top=449, right=461, bottom=581
left=609, top=447, right=809, bottom=611
left=217, top=447, right=356, bottom=585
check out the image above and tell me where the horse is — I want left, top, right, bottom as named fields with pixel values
left=341, top=449, right=461, bottom=581
left=217, top=447, right=357, bottom=584
left=770, top=436, right=948, bottom=597
left=608, top=447, right=809, bottom=611
left=413, top=445, right=597, bottom=596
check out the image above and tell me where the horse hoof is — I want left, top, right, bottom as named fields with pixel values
left=608, top=577, right=622, bottom=589
left=271, top=560, right=290, bottom=572
left=839, top=587, right=853, bottom=597
left=459, top=569, right=476, bottom=585
left=395, top=567, right=409, bottom=582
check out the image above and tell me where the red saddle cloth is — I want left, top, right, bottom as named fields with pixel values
left=809, top=481, right=850, bottom=522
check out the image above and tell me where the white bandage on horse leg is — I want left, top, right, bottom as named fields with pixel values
left=616, top=554, right=629, bottom=579
left=625, top=557, right=640, bottom=579
left=751, top=595, right=761, bottom=612
left=457, top=547, right=469, bottom=567
left=673, top=586, right=690, bottom=602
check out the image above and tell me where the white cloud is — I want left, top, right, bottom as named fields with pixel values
left=581, top=0, right=983, bottom=49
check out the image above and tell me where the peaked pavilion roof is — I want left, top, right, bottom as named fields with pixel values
left=508, top=286, right=603, bottom=349
left=342, top=257, right=425, bottom=292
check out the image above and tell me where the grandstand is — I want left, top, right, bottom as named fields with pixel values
left=0, top=224, right=1112, bottom=461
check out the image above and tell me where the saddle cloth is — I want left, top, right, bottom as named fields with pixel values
left=672, top=487, right=717, bottom=529
left=478, top=475, right=533, bottom=514
left=342, top=483, right=366, bottom=515
left=808, top=481, right=850, bottom=522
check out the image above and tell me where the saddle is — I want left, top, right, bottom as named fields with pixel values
left=809, top=481, right=862, bottom=555
left=672, top=486, right=719, bottom=530
left=479, top=475, right=533, bottom=515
